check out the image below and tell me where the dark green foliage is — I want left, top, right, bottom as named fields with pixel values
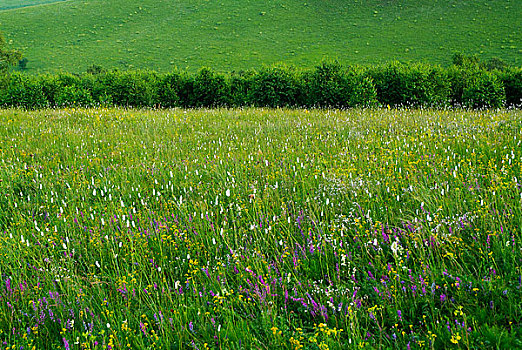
left=368, top=62, right=451, bottom=107
left=499, top=67, right=522, bottom=107
left=248, top=65, right=305, bottom=107
left=229, top=71, right=255, bottom=107
left=483, top=57, right=509, bottom=72
left=53, top=73, right=94, bottom=107
left=0, top=32, right=22, bottom=74
left=98, top=70, right=160, bottom=107
left=448, top=67, right=506, bottom=108
left=306, top=62, right=377, bottom=108
left=191, top=68, right=230, bottom=107
left=157, top=71, right=185, bottom=108
left=462, top=71, right=505, bottom=109
left=18, top=58, right=28, bottom=70
left=0, top=73, right=47, bottom=108
left=0, top=61, right=520, bottom=109
left=86, top=64, right=106, bottom=75
left=452, top=52, right=480, bottom=68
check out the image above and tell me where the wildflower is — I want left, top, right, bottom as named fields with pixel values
left=450, top=334, right=461, bottom=344
left=391, top=240, right=403, bottom=257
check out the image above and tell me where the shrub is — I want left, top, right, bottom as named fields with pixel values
left=51, top=73, right=94, bottom=107
left=248, top=65, right=305, bottom=107
left=54, top=85, right=94, bottom=107
left=96, top=70, right=160, bottom=107
left=462, top=72, right=505, bottom=109
left=306, top=62, right=377, bottom=108
left=368, top=62, right=451, bottom=107
left=191, top=68, right=231, bottom=107
left=0, top=73, right=48, bottom=108
left=229, top=70, right=255, bottom=107
left=0, top=60, right=519, bottom=109
left=449, top=67, right=506, bottom=108
left=157, top=71, right=186, bottom=108
left=498, top=67, right=522, bottom=107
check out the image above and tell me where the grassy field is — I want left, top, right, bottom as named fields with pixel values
left=0, top=0, right=64, bottom=10
left=0, top=107, right=521, bottom=349
left=0, top=0, right=520, bottom=73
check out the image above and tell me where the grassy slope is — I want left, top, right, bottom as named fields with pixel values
left=0, top=0, right=64, bottom=10
left=0, top=0, right=520, bottom=73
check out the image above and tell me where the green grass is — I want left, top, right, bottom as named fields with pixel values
left=0, top=0, right=64, bottom=10
left=0, top=0, right=520, bottom=73
left=0, top=107, right=521, bottom=349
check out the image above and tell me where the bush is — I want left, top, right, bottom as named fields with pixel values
left=306, top=62, right=377, bottom=108
left=449, top=67, right=506, bottom=108
left=190, top=68, right=230, bottom=107
left=498, top=67, right=522, bottom=107
left=229, top=70, right=255, bottom=107
left=0, top=73, right=48, bottom=108
left=0, top=60, right=519, bottom=109
left=52, top=73, right=94, bottom=107
left=248, top=65, right=305, bottom=107
left=369, top=62, right=452, bottom=107
left=157, top=71, right=185, bottom=108
left=462, top=72, right=505, bottom=109
left=95, top=70, right=160, bottom=107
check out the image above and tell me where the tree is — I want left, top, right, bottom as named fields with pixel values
left=18, top=58, right=28, bottom=70
left=0, top=32, right=22, bottom=74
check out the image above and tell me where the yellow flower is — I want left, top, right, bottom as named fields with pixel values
left=450, top=334, right=461, bottom=344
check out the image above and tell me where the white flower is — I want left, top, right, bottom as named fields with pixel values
left=226, top=189, right=230, bottom=197
left=391, top=240, right=403, bottom=257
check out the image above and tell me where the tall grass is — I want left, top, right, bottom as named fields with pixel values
left=0, top=107, right=521, bottom=349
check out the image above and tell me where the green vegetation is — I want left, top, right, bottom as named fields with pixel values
left=0, top=0, right=64, bottom=10
left=0, top=32, right=22, bottom=73
left=0, top=0, right=520, bottom=73
left=1, top=61, right=520, bottom=108
left=1, top=108, right=521, bottom=349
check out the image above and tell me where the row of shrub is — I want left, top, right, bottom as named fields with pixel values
left=0, top=61, right=520, bottom=109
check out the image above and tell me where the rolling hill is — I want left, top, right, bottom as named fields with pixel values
left=0, top=0, right=520, bottom=73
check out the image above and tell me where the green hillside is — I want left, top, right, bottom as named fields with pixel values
left=0, top=0, right=520, bottom=73
left=0, top=0, right=64, bottom=10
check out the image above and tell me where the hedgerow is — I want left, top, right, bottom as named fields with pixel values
left=0, top=61, right=520, bottom=109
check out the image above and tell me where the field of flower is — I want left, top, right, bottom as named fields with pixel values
left=0, top=107, right=521, bottom=349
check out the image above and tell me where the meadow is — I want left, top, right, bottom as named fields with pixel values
left=0, top=0, right=520, bottom=73
left=0, top=107, right=521, bottom=349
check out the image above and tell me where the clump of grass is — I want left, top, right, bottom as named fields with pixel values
left=0, top=107, right=521, bottom=349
